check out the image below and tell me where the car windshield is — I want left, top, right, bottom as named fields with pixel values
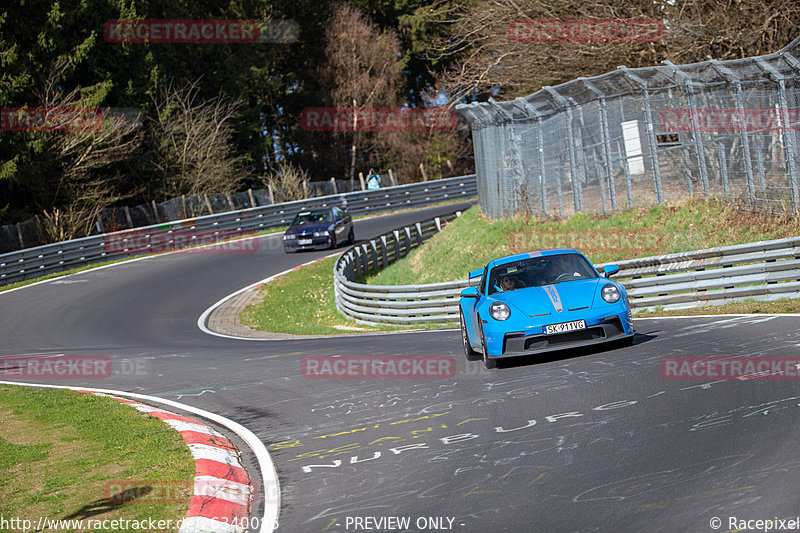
left=291, top=210, right=332, bottom=225
left=487, top=253, right=598, bottom=294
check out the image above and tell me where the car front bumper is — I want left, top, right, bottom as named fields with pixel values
left=483, top=306, right=634, bottom=360
left=283, top=237, right=332, bottom=252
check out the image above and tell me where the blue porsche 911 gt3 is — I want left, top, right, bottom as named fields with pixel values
left=459, top=248, right=634, bottom=369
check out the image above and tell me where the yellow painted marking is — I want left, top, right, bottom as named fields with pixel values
left=321, top=518, right=338, bottom=531
left=456, top=418, right=488, bottom=426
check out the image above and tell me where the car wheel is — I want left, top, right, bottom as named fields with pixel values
left=330, top=233, right=337, bottom=249
left=348, top=228, right=355, bottom=244
left=460, top=310, right=481, bottom=361
left=479, top=317, right=497, bottom=369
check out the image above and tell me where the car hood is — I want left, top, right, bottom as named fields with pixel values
left=286, top=222, right=332, bottom=234
left=493, top=278, right=603, bottom=315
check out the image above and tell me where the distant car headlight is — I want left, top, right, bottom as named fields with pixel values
left=283, top=234, right=295, bottom=240
left=313, top=230, right=330, bottom=237
left=601, top=284, right=621, bottom=303
left=489, top=302, right=511, bottom=321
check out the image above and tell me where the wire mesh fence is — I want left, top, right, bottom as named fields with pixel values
left=457, top=37, right=800, bottom=219
left=0, top=178, right=367, bottom=253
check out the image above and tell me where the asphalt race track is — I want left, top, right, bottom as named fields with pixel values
left=2, top=201, right=800, bottom=533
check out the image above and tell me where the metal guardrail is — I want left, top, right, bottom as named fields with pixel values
left=334, top=211, right=471, bottom=324
left=0, top=175, right=476, bottom=285
left=334, top=218, right=800, bottom=325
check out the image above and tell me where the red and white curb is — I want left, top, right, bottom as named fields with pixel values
left=79, top=390, right=253, bottom=533
left=0, top=381, right=279, bottom=533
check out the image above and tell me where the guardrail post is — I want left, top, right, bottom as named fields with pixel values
left=393, top=230, right=400, bottom=259
left=380, top=236, right=388, bottom=268
left=415, top=223, right=423, bottom=245
left=369, top=241, right=379, bottom=271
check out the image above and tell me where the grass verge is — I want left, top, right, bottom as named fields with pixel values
left=239, top=255, right=446, bottom=335
left=240, top=197, right=799, bottom=334
left=0, top=385, right=194, bottom=531
left=367, top=197, right=800, bottom=286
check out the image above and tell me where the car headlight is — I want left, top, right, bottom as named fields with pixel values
left=489, top=302, right=511, bottom=321
left=313, top=230, right=330, bottom=237
left=601, top=284, right=621, bottom=303
left=283, top=234, right=295, bottom=240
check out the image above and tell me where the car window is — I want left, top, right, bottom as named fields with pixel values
left=488, top=254, right=597, bottom=294
left=291, top=209, right=333, bottom=225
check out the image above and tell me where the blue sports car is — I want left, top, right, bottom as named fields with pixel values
left=459, top=248, right=634, bottom=369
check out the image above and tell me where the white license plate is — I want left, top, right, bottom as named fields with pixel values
left=298, top=239, right=313, bottom=245
left=544, top=319, right=586, bottom=335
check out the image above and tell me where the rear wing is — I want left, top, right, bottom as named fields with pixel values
left=468, top=268, right=483, bottom=280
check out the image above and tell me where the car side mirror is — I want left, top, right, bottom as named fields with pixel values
left=603, top=264, right=620, bottom=278
left=460, top=287, right=480, bottom=299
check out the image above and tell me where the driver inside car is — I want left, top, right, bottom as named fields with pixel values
left=547, top=255, right=584, bottom=283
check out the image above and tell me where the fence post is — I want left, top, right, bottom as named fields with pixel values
left=388, top=169, right=398, bottom=187
left=124, top=205, right=134, bottom=228
left=756, top=57, right=800, bottom=211
left=16, top=223, right=25, bottom=249
left=619, top=67, right=664, bottom=205
left=151, top=200, right=160, bottom=222
left=711, top=60, right=756, bottom=203
left=330, top=178, right=338, bottom=194
left=718, top=142, right=730, bottom=196
left=544, top=87, right=582, bottom=213
left=663, top=60, right=710, bottom=196
left=582, top=78, right=617, bottom=210
left=358, top=172, right=366, bottom=191
left=248, top=188, right=257, bottom=207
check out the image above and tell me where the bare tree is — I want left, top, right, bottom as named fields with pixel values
left=322, top=4, right=404, bottom=185
left=259, top=162, right=310, bottom=203
left=431, top=0, right=800, bottom=102
left=149, top=79, right=246, bottom=198
left=36, top=61, right=143, bottom=241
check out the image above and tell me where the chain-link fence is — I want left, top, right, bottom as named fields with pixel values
left=457, top=37, right=800, bottom=219
left=0, top=178, right=370, bottom=253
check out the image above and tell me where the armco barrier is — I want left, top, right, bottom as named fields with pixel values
left=334, top=211, right=471, bottom=324
left=0, top=175, right=476, bottom=285
left=334, top=222, right=800, bottom=325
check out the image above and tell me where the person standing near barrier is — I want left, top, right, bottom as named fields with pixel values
left=367, top=168, right=382, bottom=190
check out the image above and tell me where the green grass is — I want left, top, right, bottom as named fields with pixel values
left=0, top=385, right=194, bottom=532
left=240, top=255, right=446, bottom=335
left=367, top=197, right=800, bottom=285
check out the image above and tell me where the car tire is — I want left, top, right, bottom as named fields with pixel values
left=348, top=228, right=355, bottom=244
left=479, top=317, right=497, bottom=369
left=460, top=310, right=481, bottom=362
left=330, top=233, right=337, bottom=249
